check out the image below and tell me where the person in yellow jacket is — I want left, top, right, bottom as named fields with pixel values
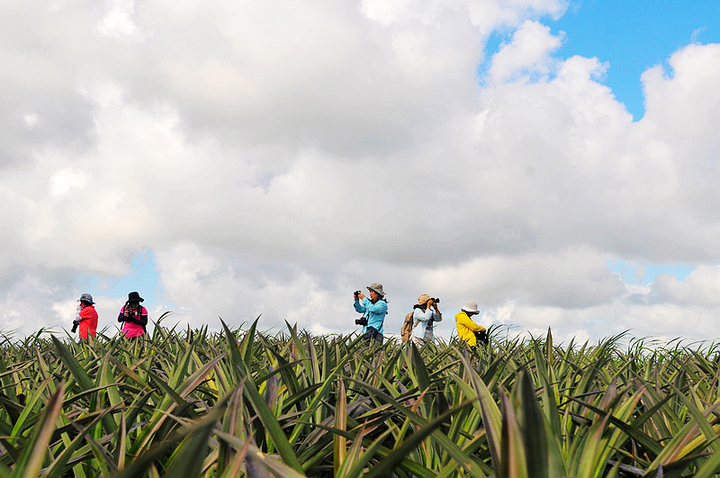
left=455, top=301, right=487, bottom=346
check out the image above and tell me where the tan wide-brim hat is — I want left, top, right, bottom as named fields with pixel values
left=417, top=294, right=431, bottom=306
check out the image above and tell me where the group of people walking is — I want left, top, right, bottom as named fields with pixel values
left=71, top=291, right=149, bottom=341
left=353, top=283, right=488, bottom=346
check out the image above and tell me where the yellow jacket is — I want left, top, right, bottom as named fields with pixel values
left=455, top=311, right=484, bottom=346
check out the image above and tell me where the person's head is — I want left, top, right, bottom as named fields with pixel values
left=127, top=291, right=144, bottom=308
left=461, top=301, right=480, bottom=316
left=366, top=283, right=385, bottom=302
left=417, top=294, right=431, bottom=309
left=78, top=293, right=94, bottom=307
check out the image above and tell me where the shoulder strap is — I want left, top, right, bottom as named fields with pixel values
left=411, top=309, right=422, bottom=330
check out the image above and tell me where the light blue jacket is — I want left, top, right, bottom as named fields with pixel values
left=354, top=298, right=387, bottom=334
left=413, top=307, right=441, bottom=340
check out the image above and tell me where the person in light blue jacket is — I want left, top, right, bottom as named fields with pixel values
left=353, top=283, right=388, bottom=344
left=412, top=294, right=442, bottom=345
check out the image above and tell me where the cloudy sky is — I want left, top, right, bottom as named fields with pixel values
left=2, top=0, right=720, bottom=345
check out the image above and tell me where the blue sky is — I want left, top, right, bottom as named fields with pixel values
left=607, top=261, right=694, bottom=286
left=78, top=251, right=164, bottom=308
left=484, top=0, right=720, bottom=120
left=551, top=0, right=720, bottom=120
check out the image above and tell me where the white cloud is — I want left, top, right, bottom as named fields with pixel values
left=487, top=20, right=563, bottom=83
left=98, top=0, right=143, bottom=40
left=653, top=265, right=720, bottom=307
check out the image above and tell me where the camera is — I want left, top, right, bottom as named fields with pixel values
left=431, top=298, right=440, bottom=304
left=355, top=316, right=368, bottom=326
left=71, top=322, right=78, bottom=333
left=354, top=290, right=361, bottom=299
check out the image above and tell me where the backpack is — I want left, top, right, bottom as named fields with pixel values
left=401, top=311, right=415, bottom=343
left=401, top=310, right=425, bottom=344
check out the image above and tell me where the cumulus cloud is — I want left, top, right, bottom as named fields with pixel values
left=1, top=0, right=719, bottom=344
left=487, top=20, right=563, bottom=83
left=653, top=265, right=720, bottom=307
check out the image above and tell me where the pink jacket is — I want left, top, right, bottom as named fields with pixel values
left=118, top=305, right=148, bottom=338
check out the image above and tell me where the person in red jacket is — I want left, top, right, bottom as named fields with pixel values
left=73, top=293, right=98, bottom=341
left=118, top=291, right=148, bottom=338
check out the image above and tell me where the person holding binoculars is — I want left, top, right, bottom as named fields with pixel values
left=353, top=283, right=388, bottom=344
left=117, top=291, right=148, bottom=338
left=412, top=294, right=442, bottom=345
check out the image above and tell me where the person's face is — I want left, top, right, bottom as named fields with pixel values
left=129, top=301, right=140, bottom=309
left=369, top=290, right=380, bottom=301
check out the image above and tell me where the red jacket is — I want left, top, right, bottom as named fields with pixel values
left=77, top=305, right=98, bottom=339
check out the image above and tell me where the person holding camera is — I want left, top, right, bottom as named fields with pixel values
left=353, top=283, right=388, bottom=344
left=455, top=301, right=488, bottom=346
left=412, top=294, right=442, bottom=345
left=73, top=293, right=98, bottom=341
left=118, top=291, right=148, bottom=338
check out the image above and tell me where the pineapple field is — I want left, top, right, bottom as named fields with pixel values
left=2, top=316, right=720, bottom=477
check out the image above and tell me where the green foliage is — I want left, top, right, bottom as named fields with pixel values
left=0, top=324, right=720, bottom=477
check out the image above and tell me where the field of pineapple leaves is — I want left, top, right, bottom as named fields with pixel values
left=2, top=314, right=720, bottom=477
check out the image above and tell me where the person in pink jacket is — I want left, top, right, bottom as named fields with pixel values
left=118, top=291, right=148, bottom=338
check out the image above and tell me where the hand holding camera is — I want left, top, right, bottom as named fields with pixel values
left=354, top=290, right=365, bottom=300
